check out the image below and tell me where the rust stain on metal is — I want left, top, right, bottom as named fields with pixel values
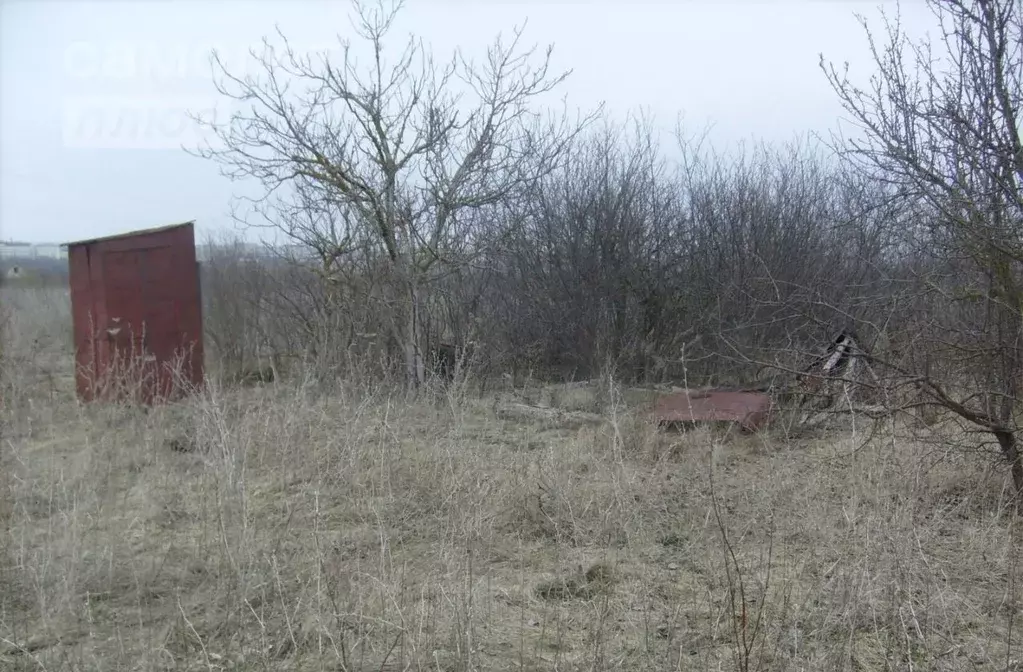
left=654, top=389, right=774, bottom=432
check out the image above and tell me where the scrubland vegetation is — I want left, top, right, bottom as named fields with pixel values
left=5, top=284, right=1023, bottom=671
left=5, top=0, right=1023, bottom=669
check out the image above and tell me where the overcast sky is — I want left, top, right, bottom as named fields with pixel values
left=0, top=0, right=937, bottom=244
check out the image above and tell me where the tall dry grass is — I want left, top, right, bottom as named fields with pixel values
left=2, top=286, right=1023, bottom=671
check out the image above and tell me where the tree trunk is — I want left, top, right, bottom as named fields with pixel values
left=996, top=385, right=1023, bottom=512
left=404, top=280, right=425, bottom=389
left=995, top=429, right=1023, bottom=513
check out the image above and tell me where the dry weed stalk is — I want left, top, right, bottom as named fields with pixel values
left=709, top=462, right=775, bottom=672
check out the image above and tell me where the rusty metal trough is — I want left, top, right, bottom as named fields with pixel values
left=654, top=389, right=774, bottom=432
left=653, top=328, right=875, bottom=433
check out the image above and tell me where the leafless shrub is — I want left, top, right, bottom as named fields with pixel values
left=199, top=233, right=278, bottom=379
left=477, top=121, right=898, bottom=388
left=822, top=0, right=1023, bottom=505
left=199, top=233, right=401, bottom=389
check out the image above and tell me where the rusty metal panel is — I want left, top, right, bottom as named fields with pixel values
left=68, top=242, right=103, bottom=400
left=654, top=389, right=774, bottom=432
left=66, top=221, right=204, bottom=404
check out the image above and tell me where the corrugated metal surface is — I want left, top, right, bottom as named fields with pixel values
left=66, top=221, right=204, bottom=404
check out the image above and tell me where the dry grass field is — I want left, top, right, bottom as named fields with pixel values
left=3, top=286, right=1023, bottom=671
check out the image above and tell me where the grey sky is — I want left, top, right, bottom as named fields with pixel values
left=0, top=0, right=936, bottom=244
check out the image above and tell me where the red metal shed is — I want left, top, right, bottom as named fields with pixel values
left=66, top=221, right=204, bottom=404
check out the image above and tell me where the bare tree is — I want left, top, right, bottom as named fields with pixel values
left=822, top=0, right=1023, bottom=501
left=191, top=0, right=597, bottom=387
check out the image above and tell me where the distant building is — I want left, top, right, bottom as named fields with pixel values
left=0, top=241, right=68, bottom=260
left=0, top=241, right=31, bottom=259
left=34, top=243, right=66, bottom=260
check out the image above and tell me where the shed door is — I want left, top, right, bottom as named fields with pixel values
left=102, top=245, right=199, bottom=402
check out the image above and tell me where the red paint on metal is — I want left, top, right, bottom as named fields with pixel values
left=654, top=389, right=774, bottom=432
left=66, top=221, right=204, bottom=404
